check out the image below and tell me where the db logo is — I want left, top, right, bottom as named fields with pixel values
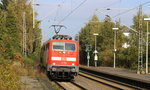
left=61, top=57, right=66, bottom=60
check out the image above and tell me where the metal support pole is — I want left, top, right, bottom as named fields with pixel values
left=112, top=28, right=118, bottom=68
left=95, top=35, right=96, bottom=50
left=95, top=60, right=97, bottom=67
left=32, top=0, right=35, bottom=28
left=22, top=27, right=24, bottom=55
left=87, top=52, right=90, bottom=67
left=144, top=18, right=150, bottom=74
left=137, top=5, right=144, bottom=74
left=94, top=35, right=97, bottom=67
left=146, top=21, right=149, bottom=73
left=114, top=30, right=117, bottom=68
left=93, top=33, right=98, bottom=67
left=23, top=12, right=27, bottom=57
left=114, top=53, right=116, bottom=68
left=95, top=35, right=97, bottom=67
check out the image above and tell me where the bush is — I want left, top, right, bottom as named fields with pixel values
left=23, top=57, right=35, bottom=66
left=0, top=59, right=21, bottom=90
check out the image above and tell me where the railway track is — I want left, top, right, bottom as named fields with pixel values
left=44, top=66, right=149, bottom=89
left=80, top=67, right=150, bottom=89
left=79, top=71, right=137, bottom=90
left=54, top=72, right=136, bottom=90
left=54, top=81, right=86, bottom=90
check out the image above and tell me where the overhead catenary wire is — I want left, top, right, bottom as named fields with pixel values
left=95, top=0, right=150, bottom=33
left=40, top=7, right=58, bottom=21
left=118, top=0, right=121, bottom=22
left=70, top=11, right=95, bottom=39
left=49, top=0, right=87, bottom=39
left=104, top=0, right=121, bottom=8
left=71, top=0, right=73, bottom=11
left=113, top=0, right=150, bottom=18
left=95, top=9, right=138, bottom=33
left=39, top=1, right=64, bottom=21
left=53, top=0, right=65, bottom=23
left=58, top=0, right=87, bottom=24
left=54, top=4, right=62, bottom=22
left=40, top=1, right=66, bottom=42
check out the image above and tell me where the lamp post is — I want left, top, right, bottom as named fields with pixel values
left=32, top=0, right=41, bottom=28
left=123, top=30, right=130, bottom=37
left=144, top=18, right=150, bottom=74
left=32, top=0, right=40, bottom=28
left=93, top=33, right=99, bottom=67
left=112, top=28, right=119, bottom=68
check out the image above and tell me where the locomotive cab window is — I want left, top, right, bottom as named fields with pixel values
left=53, top=42, right=64, bottom=51
left=53, top=42, right=76, bottom=51
left=65, top=43, right=75, bottom=51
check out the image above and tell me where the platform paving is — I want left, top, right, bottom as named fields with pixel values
left=80, top=65, right=150, bottom=83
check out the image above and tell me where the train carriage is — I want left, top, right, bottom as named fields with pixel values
left=40, top=35, right=79, bottom=79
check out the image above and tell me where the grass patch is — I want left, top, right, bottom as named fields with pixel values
left=0, top=59, right=21, bottom=90
left=23, top=57, right=35, bottom=66
left=0, top=57, right=62, bottom=90
left=39, top=83, right=45, bottom=89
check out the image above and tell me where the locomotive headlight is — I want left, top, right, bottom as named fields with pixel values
left=71, top=68, right=75, bottom=72
left=52, top=62, right=56, bottom=65
left=52, top=68, right=56, bottom=71
left=72, top=63, right=75, bottom=65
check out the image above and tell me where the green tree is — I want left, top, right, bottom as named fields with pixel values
left=0, top=0, right=9, bottom=10
left=127, top=11, right=149, bottom=69
left=79, top=14, right=116, bottom=66
left=98, top=17, right=115, bottom=66
left=79, top=14, right=100, bottom=65
left=0, top=11, right=7, bottom=58
left=0, top=0, right=42, bottom=61
left=4, top=8, right=19, bottom=59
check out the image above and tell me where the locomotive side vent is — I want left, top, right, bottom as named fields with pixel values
left=52, top=35, right=72, bottom=40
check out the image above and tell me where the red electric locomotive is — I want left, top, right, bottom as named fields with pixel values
left=40, top=34, right=79, bottom=79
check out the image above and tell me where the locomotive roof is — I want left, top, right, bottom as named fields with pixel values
left=42, top=39, right=78, bottom=46
left=52, top=34, right=72, bottom=40
left=42, top=34, right=78, bottom=45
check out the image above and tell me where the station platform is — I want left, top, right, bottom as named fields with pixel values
left=80, top=65, right=150, bottom=83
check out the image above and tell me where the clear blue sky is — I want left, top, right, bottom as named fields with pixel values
left=8, top=0, right=150, bottom=42
left=35, top=0, right=150, bottom=43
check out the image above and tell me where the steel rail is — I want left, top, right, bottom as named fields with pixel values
left=54, top=81, right=86, bottom=90
left=79, top=71, right=139, bottom=89
left=54, top=81, right=66, bottom=90
left=80, top=67, right=150, bottom=89
left=79, top=72, right=125, bottom=90
left=70, top=81, right=87, bottom=90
